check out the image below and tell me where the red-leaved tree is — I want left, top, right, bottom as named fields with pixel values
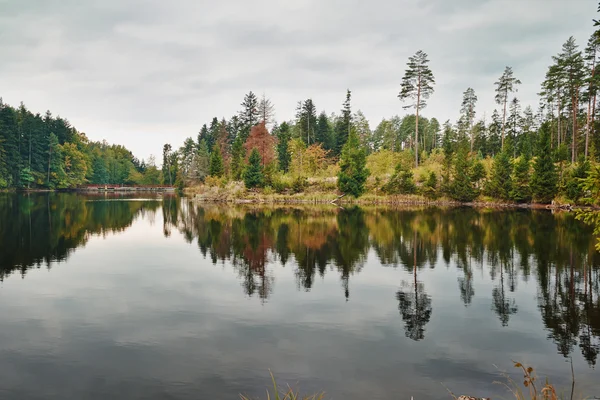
left=244, top=121, right=277, bottom=166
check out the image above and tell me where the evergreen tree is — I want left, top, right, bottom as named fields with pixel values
left=230, top=136, right=245, bottom=180
left=382, top=162, right=417, bottom=194
left=192, top=139, right=210, bottom=181
left=295, top=99, right=317, bottom=145
left=398, top=50, right=435, bottom=167
left=449, top=145, right=478, bottom=202
left=209, top=144, right=224, bottom=177
left=162, top=143, right=173, bottom=185
left=459, top=87, right=478, bottom=151
left=239, top=91, right=259, bottom=141
left=337, top=130, right=369, bottom=197
left=243, top=148, right=264, bottom=188
left=275, top=122, right=292, bottom=173
left=510, top=155, right=532, bottom=203
left=334, top=90, right=352, bottom=156
left=422, top=171, right=438, bottom=199
left=555, top=36, right=586, bottom=163
left=486, top=150, right=513, bottom=200
left=495, top=66, right=521, bottom=148
left=531, top=123, right=558, bottom=203
left=315, top=112, right=334, bottom=151
left=566, top=157, right=589, bottom=202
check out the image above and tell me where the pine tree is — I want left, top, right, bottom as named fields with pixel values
left=275, top=122, right=292, bottom=173
left=243, top=148, right=264, bottom=188
left=531, top=123, right=558, bottom=203
left=209, top=144, right=224, bottom=177
left=459, top=87, right=478, bottom=151
left=398, top=50, right=435, bottom=167
left=337, top=130, right=369, bottom=197
left=495, top=66, right=522, bottom=148
left=555, top=37, right=586, bottom=163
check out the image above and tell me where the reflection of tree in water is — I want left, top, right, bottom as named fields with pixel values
left=458, top=264, right=475, bottom=307
left=492, top=263, right=518, bottom=326
left=397, top=274, right=432, bottom=341
left=156, top=201, right=600, bottom=365
left=0, top=192, right=161, bottom=280
left=396, top=231, right=432, bottom=341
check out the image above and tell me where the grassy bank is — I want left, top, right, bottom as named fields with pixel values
left=183, top=179, right=576, bottom=210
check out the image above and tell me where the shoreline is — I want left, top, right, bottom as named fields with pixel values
left=186, top=189, right=592, bottom=211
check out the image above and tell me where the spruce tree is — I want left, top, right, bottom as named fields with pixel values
left=209, top=145, right=224, bottom=177
left=276, top=122, right=292, bottom=173
left=230, top=136, right=245, bottom=180
left=398, top=50, right=435, bottom=167
left=335, top=90, right=352, bottom=156
left=531, top=123, right=558, bottom=203
left=315, top=112, right=333, bottom=150
left=510, top=155, right=532, bottom=203
left=449, top=145, right=478, bottom=202
left=243, top=148, right=264, bottom=188
left=486, top=150, right=513, bottom=200
left=382, top=162, right=417, bottom=194
left=337, top=130, right=369, bottom=197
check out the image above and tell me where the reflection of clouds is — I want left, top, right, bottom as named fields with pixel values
left=2, top=204, right=600, bottom=399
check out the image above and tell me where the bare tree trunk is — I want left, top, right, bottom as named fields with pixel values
left=572, top=94, right=578, bottom=163
left=586, top=96, right=592, bottom=159
left=502, top=94, right=507, bottom=149
left=415, top=88, right=420, bottom=168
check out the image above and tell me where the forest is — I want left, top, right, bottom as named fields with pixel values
left=1, top=3, right=599, bottom=205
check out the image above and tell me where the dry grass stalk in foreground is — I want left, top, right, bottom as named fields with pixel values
left=240, top=372, right=325, bottom=400
left=492, top=361, right=568, bottom=400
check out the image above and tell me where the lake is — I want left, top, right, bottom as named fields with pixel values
left=0, top=193, right=598, bottom=400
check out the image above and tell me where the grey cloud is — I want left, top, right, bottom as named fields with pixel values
left=0, top=0, right=595, bottom=160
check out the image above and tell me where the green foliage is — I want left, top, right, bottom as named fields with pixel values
left=382, top=162, right=417, bottom=194
left=531, top=123, right=558, bottom=203
left=230, top=136, right=245, bottom=180
left=337, top=130, right=369, bottom=197
left=334, top=90, right=352, bottom=156
left=486, top=150, right=513, bottom=200
left=449, top=146, right=478, bottom=202
left=243, top=148, right=264, bottom=188
left=422, top=171, right=438, bottom=199
left=276, top=122, right=292, bottom=173
left=209, top=145, right=224, bottom=177
left=292, top=175, right=308, bottom=193
left=510, top=156, right=532, bottom=203
left=565, top=158, right=589, bottom=203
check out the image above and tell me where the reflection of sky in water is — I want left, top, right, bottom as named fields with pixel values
left=0, top=206, right=598, bottom=400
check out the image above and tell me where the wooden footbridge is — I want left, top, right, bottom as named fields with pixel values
left=78, top=184, right=176, bottom=192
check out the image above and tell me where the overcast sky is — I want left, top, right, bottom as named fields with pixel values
left=0, top=0, right=595, bottom=161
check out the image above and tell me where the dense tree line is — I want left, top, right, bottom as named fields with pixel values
left=0, top=100, right=161, bottom=189
left=160, top=2, right=600, bottom=204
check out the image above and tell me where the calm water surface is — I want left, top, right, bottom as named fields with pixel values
left=0, top=193, right=599, bottom=399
